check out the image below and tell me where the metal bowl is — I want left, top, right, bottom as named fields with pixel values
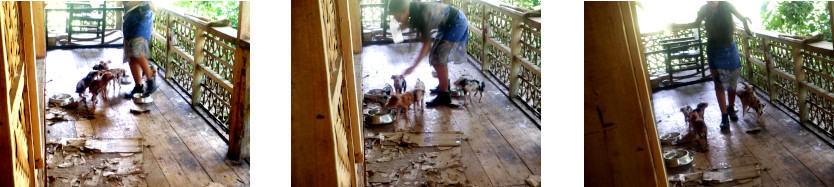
left=450, top=88, right=465, bottom=97
left=663, top=150, right=693, bottom=167
left=660, top=132, right=682, bottom=145
left=364, top=107, right=397, bottom=125
left=49, top=94, right=73, bottom=106
left=132, top=93, right=153, bottom=104
left=120, top=76, right=132, bottom=85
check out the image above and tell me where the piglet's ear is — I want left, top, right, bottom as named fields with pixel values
left=391, top=75, right=397, bottom=79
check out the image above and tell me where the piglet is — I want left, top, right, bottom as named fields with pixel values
left=392, top=75, right=407, bottom=94
left=385, top=90, right=417, bottom=119
left=453, top=76, right=486, bottom=106
left=88, top=72, right=116, bottom=113
left=413, top=78, right=425, bottom=111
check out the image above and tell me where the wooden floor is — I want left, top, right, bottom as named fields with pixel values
left=43, top=48, right=249, bottom=186
left=654, top=81, right=834, bottom=186
left=360, top=43, right=541, bottom=186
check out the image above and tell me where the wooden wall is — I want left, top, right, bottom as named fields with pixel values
left=584, top=2, right=667, bottom=187
left=292, top=0, right=363, bottom=186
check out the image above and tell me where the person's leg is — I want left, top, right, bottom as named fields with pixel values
left=436, top=65, right=449, bottom=92
left=712, top=68, right=730, bottom=127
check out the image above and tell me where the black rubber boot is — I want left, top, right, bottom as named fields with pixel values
left=127, top=84, right=144, bottom=98
left=720, top=113, right=730, bottom=129
left=727, top=105, right=739, bottom=121
left=426, top=92, right=452, bottom=107
left=429, top=81, right=451, bottom=94
left=144, top=75, right=158, bottom=96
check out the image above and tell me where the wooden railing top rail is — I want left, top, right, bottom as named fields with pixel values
left=469, top=0, right=540, bottom=29
left=157, top=7, right=248, bottom=46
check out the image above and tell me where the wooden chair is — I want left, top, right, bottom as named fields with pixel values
left=66, top=1, right=107, bottom=44
left=658, top=27, right=707, bottom=83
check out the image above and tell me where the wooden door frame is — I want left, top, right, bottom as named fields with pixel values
left=584, top=2, right=667, bottom=186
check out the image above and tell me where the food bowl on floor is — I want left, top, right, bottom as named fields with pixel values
left=663, top=150, right=693, bottom=167
left=49, top=93, right=74, bottom=106
left=132, top=93, right=153, bottom=104
left=450, top=88, right=465, bottom=97
left=364, top=107, right=397, bottom=125
left=660, top=132, right=682, bottom=145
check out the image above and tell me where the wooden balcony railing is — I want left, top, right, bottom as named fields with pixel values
left=448, top=0, right=541, bottom=118
left=149, top=7, right=250, bottom=139
left=728, top=28, right=834, bottom=136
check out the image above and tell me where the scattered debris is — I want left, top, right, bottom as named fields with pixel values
left=129, top=108, right=150, bottom=114
left=702, top=165, right=760, bottom=184
left=85, top=138, right=143, bottom=153
left=58, top=162, right=73, bottom=168
left=400, top=132, right=462, bottom=147
left=525, top=175, right=541, bottom=187
left=207, top=182, right=226, bottom=187
left=745, top=127, right=763, bottom=133
left=120, top=153, right=134, bottom=157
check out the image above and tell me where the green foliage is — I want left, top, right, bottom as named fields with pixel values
left=172, top=1, right=240, bottom=29
left=761, top=1, right=831, bottom=41
left=499, top=0, right=540, bottom=10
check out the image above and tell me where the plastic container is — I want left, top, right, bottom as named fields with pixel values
left=389, top=19, right=403, bottom=43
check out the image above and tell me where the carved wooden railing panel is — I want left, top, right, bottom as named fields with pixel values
left=450, top=0, right=540, bottom=118
left=150, top=7, right=248, bottom=135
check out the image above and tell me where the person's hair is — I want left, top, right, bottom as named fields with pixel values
left=389, top=0, right=410, bottom=14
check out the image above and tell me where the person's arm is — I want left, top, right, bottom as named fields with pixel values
left=728, top=2, right=752, bottom=36
left=403, top=37, right=431, bottom=76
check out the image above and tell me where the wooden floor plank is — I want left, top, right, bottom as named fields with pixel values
left=149, top=83, right=244, bottom=186
left=156, top=81, right=251, bottom=185
left=649, top=81, right=834, bottom=187
left=43, top=48, right=251, bottom=187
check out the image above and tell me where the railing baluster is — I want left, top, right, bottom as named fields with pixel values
left=508, top=17, right=521, bottom=98
left=165, top=12, right=174, bottom=79
left=794, top=43, right=809, bottom=124
left=191, top=29, right=207, bottom=107
left=764, top=38, right=777, bottom=102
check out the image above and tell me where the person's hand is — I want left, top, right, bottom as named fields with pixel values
left=403, top=66, right=417, bottom=76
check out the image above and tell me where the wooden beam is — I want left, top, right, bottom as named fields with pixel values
left=829, top=1, right=834, bottom=55
left=19, top=1, right=43, bottom=178
left=228, top=0, right=250, bottom=160
left=237, top=1, right=249, bottom=41
left=32, top=2, right=44, bottom=59
left=508, top=17, right=522, bottom=98
left=350, top=0, right=362, bottom=54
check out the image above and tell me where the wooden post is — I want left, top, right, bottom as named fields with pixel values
left=349, top=0, right=362, bottom=54
left=829, top=2, right=834, bottom=55
left=190, top=29, right=207, bottom=107
left=229, top=1, right=250, bottom=160
left=32, top=1, right=45, bottom=59
left=481, top=2, right=489, bottom=72
left=508, top=17, right=522, bottom=98
left=763, top=38, right=777, bottom=101
left=741, top=30, right=753, bottom=82
left=794, top=44, right=809, bottom=124
left=20, top=2, right=42, bottom=186
left=20, top=0, right=43, bottom=172
left=334, top=0, right=363, bottom=165
left=165, top=12, right=174, bottom=79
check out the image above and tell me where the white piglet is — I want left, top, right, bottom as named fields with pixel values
left=414, top=78, right=425, bottom=111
